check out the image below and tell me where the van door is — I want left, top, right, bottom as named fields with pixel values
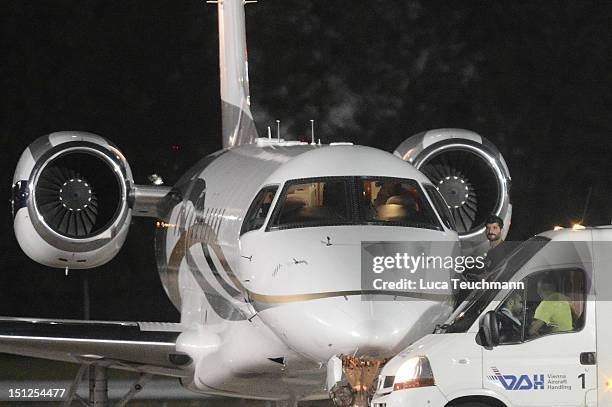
left=594, top=239, right=612, bottom=407
left=482, top=268, right=595, bottom=406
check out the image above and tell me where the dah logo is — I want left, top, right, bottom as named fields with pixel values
left=489, top=367, right=544, bottom=391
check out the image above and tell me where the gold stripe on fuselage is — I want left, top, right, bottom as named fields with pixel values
left=167, top=222, right=451, bottom=312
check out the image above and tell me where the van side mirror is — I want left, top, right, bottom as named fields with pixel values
left=476, top=310, right=499, bottom=349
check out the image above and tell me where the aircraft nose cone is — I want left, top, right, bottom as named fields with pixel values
left=336, top=297, right=453, bottom=358
left=350, top=319, right=397, bottom=352
left=257, top=295, right=453, bottom=362
left=342, top=300, right=430, bottom=358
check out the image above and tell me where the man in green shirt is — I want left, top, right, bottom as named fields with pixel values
left=528, top=275, right=573, bottom=337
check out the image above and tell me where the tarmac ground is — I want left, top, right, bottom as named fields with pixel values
left=0, top=355, right=333, bottom=406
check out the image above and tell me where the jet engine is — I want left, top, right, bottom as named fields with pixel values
left=11, top=131, right=134, bottom=269
left=394, top=129, right=511, bottom=254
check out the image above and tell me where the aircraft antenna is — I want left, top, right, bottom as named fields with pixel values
left=276, top=120, right=281, bottom=141
left=310, top=120, right=315, bottom=145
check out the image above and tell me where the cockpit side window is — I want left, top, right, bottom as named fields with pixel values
left=269, top=179, right=351, bottom=229
left=424, top=184, right=457, bottom=231
left=240, top=186, right=278, bottom=235
left=359, top=178, right=441, bottom=230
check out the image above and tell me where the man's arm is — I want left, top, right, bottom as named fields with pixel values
left=528, top=319, right=545, bottom=337
left=529, top=301, right=552, bottom=337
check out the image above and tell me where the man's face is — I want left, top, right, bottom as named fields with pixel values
left=507, top=295, right=523, bottom=315
left=485, top=222, right=502, bottom=242
left=537, top=280, right=555, bottom=299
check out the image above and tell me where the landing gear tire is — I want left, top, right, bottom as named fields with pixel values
left=329, top=383, right=354, bottom=407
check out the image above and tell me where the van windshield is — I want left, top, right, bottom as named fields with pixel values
left=267, top=176, right=442, bottom=231
left=437, top=236, right=550, bottom=334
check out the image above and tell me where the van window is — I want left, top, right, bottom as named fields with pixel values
left=496, top=290, right=526, bottom=344
left=440, top=237, right=550, bottom=334
left=424, top=184, right=456, bottom=231
left=495, top=268, right=586, bottom=344
left=240, top=186, right=278, bottom=235
left=524, top=269, right=586, bottom=340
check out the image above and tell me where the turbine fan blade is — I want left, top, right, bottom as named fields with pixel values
left=35, top=165, right=98, bottom=237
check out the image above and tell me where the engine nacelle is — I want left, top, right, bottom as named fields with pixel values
left=12, top=131, right=133, bottom=269
left=394, top=129, right=511, bottom=254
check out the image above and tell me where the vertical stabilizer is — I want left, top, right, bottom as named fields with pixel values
left=216, top=0, right=258, bottom=148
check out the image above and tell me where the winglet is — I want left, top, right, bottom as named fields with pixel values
left=214, top=0, right=258, bottom=148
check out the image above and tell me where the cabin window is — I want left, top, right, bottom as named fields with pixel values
left=270, top=179, right=351, bottom=229
left=424, top=184, right=456, bottom=231
left=240, top=186, right=278, bottom=235
left=359, top=178, right=440, bottom=230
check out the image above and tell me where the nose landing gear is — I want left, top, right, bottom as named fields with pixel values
left=328, top=355, right=386, bottom=407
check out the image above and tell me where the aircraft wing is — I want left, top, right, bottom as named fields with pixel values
left=0, top=317, right=192, bottom=377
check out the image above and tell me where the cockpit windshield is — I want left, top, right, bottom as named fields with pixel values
left=437, top=236, right=550, bottom=334
left=267, top=176, right=442, bottom=231
left=273, top=179, right=351, bottom=227
left=360, top=178, right=439, bottom=227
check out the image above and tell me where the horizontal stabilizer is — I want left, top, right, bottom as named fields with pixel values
left=0, top=317, right=192, bottom=377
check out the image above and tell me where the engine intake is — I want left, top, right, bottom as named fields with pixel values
left=35, top=150, right=123, bottom=238
left=395, top=129, right=511, bottom=253
left=12, top=131, right=133, bottom=269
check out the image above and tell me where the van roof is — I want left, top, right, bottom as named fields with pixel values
left=538, top=226, right=606, bottom=241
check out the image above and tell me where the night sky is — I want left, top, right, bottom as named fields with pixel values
left=1, top=1, right=611, bottom=321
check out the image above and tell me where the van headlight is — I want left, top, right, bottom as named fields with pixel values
left=393, top=356, right=435, bottom=391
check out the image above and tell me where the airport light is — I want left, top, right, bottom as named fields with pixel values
left=148, top=173, right=164, bottom=185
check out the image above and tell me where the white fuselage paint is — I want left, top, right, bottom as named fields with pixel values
left=157, top=143, right=459, bottom=400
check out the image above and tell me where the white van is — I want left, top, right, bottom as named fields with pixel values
left=372, top=227, right=612, bottom=407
